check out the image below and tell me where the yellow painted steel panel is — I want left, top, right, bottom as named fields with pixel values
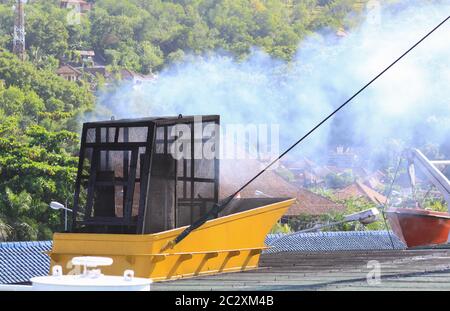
left=49, top=198, right=295, bottom=281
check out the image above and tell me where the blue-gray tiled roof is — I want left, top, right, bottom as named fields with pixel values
left=0, top=241, right=52, bottom=284
left=265, top=230, right=406, bottom=253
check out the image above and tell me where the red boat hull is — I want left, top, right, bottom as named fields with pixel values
left=386, top=208, right=450, bottom=248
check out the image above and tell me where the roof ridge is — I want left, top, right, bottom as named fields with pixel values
left=0, top=241, right=52, bottom=248
left=356, top=180, right=379, bottom=196
left=355, top=180, right=368, bottom=194
left=298, top=188, right=342, bottom=205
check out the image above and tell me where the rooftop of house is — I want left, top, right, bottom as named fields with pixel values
left=335, top=181, right=387, bottom=205
left=285, top=188, right=345, bottom=216
left=220, top=158, right=298, bottom=198
left=83, top=66, right=108, bottom=76
left=118, top=68, right=155, bottom=81
left=56, top=64, right=82, bottom=76
left=336, top=28, right=348, bottom=37
left=77, top=50, right=95, bottom=57
left=220, top=158, right=344, bottom=216
left=363, top=170, right=387, bottom=189
left=55, top=63, right=157, bottom=87
left=283, top=156, right=318, bottom=170
left=61, top=0, right=90, bottom=5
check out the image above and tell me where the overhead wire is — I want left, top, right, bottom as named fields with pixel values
left=162, top=15, right=450, bottom=251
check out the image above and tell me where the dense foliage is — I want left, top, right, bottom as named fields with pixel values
left=0, top=51, right=93, bottom=240
left=0, top=0, right=365, bottom=74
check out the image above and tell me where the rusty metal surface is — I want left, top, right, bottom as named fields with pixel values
left=152, top=249, right=450, bottom=291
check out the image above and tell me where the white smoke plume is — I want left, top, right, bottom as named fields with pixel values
left=93, top=0, right=450, bottom=169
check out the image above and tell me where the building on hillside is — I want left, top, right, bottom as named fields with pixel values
left=327, top=146, right=360, bottom=168
left=60, top=0, right=92, bottom=13
left=336, top=28, right=347, bottom=37
left=55, top=64, right=82, bottom=82
left=285, top=157, right=322, bottom=187
left=220, top=158, right=345, bottom=217
left=75, top=50, right=95, bottom=67
left=284, top=153, right=387, bottom=191
left=56, top=63, right=156, bottom=90
left=363, top=170, right=387, bottom=190
left=284, top=157, right=348, bottom=188
left=294, top=171, right=322, bottom=187
left=351, top=167, right=370, bottom=180
left=335, top=181, right=387, bottom=205
left=220, top=158, right=300, bottom=200
left=285, top=157, right=317, bottom=172
left=83, top=66, right=108, bottom=78
left=117, top=68, right=156, bottom=85
left=284, top=188, right=345, bottom=217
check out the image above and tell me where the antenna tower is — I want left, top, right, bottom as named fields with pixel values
left=13, top=0, right=26, bottom=61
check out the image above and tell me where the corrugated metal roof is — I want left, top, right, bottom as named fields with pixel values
left=265, top=230, right=406, bottom=253
left=0, top=241, right=52, bottom=284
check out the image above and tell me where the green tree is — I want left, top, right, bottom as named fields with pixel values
left=0, top=52, right=93, bottom=241
left=26, top=3, right=69, bottom=59
left=0, top=3, right=13, bottom=50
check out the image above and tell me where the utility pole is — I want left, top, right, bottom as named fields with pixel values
left=13, top=0, right=26, bottom=61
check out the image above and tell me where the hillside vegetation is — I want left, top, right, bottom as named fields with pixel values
left=0, top=0, right=368, bottom=240
left=0, top=0, right=367, bottom=74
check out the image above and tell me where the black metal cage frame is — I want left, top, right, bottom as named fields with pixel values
left=71, top=115, right=220, bottom=234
